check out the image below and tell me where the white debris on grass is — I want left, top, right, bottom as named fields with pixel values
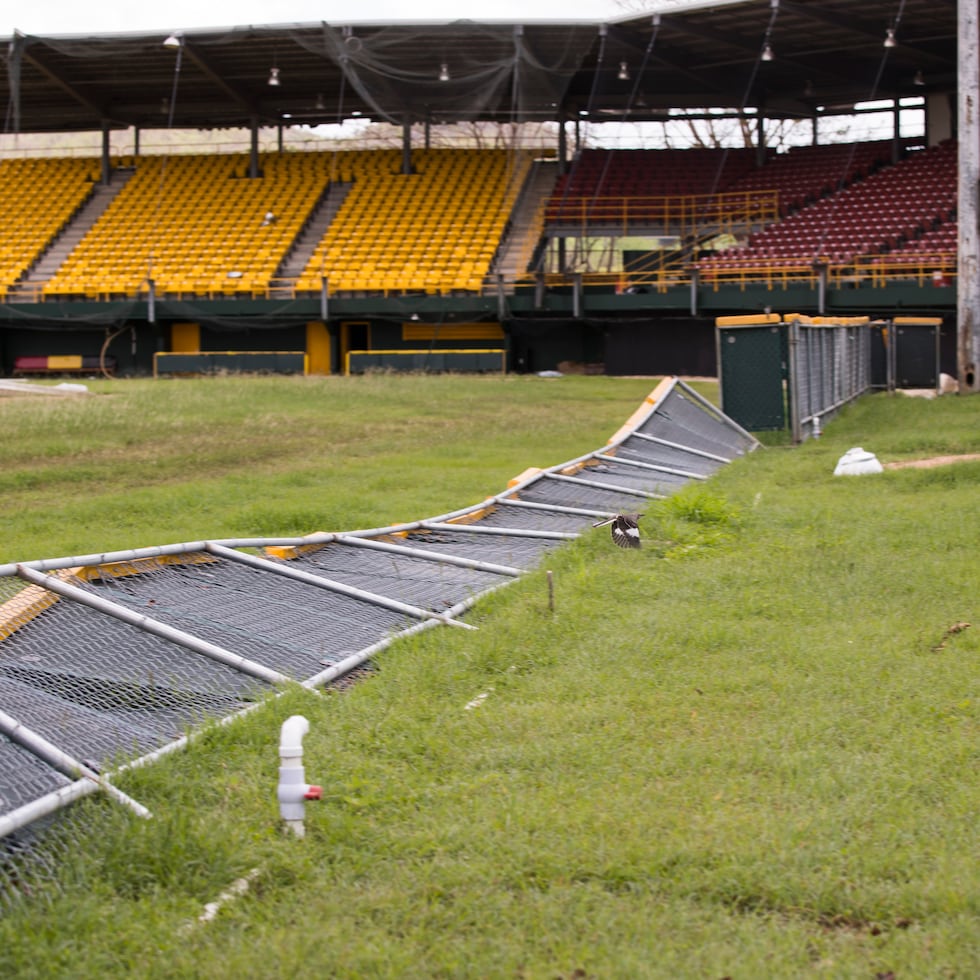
left=0, top=379, right=90, bottom=396
left=179, top=867, right=261, bottom=934
left=464, top=688, right=493, bottom=711
left=834, top=447, right=884, bottom=476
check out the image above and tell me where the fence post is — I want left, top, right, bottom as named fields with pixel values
left=788, top=317, right=803, bottom=444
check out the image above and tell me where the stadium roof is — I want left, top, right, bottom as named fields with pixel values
left=0, top=0, right=961, bottom=135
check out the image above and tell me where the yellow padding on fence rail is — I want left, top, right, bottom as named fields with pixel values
left=606, top=376, right=674, bottom=446
left=714, top=313, right=782, bottom=326
left=0, top=568, right=88, bottom=641
left=786, top=315, right=871, bottom=326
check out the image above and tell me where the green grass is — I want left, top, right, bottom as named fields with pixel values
left=0, top=379, right=978, bottom=978
left=0, top=374, right=662, bottom=563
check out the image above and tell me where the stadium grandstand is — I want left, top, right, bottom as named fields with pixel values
left=0, top=0, right=975, bottom=385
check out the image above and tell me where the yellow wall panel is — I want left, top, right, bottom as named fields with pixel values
left=306, top=321, right=331, bottom=375
left=171, top=322, right=201, bottom=352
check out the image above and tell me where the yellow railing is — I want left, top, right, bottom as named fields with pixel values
left=543, top=190, right=779, bottom=238
left=697, top=253, right=957, bottom=292
left=3, top=252, right=958, bottom=303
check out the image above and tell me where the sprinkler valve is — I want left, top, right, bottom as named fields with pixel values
left=277, top=715, right=320, bottom=837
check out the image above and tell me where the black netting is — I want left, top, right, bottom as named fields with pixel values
left=0, top=738, right=71, bottom=818
left=475, top=504, right=598, bottom=533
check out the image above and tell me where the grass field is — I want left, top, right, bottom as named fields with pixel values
left=0, top=376, right=978, bottom=978
left=0, top=374, right=663, bottom=563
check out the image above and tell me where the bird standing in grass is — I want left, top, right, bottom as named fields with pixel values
left=592, top=513, right=641, bottom=549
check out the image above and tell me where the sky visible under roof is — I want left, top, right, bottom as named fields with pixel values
left=7, top=0, right=738, bottom=37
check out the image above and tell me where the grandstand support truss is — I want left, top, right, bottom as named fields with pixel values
left=0, top=378, right=759, bottom=912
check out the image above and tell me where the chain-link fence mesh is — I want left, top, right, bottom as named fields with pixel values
left=790, top=319, right=873, bottom=440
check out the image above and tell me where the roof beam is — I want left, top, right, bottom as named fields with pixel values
left=654, top=12, right=843, bottom=95
left=776, top=1, right=892, bottom=43
left=777, top=1, right=949, bottom=68
left=20, top=40, right=110, bottom=122
left=657, top=13, right=767, bottom=58
left=180, top=40, right=273, bottom=123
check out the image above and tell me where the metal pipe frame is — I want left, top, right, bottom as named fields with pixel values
left=16, top=564, right=290, bottom=687
left=494, top=497, right=617, bottom=520
left=615, top=431, right=735, bottom=464
left=542, top=471, right=666, bottom=500
left=204, top=542, right=476, bottom=630
left=0, top=707, right=152, bottom=821
left=593, top=452, right=706, bottom=481
left=418, top=521, right=578, bottom=540
left=0, top=376, right=751, bottom=849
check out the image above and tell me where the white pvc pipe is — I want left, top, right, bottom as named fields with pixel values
left=277, top=715, right=321, bottom=838
left=0, top=540, right=214, bottom=579
left=0, top=536, right=343, bottom=580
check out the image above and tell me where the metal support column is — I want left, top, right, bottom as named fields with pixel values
left=755, top=112, right=767, bottom=168
left=101, top=123, right=111, bottom=185
left=958, top=0, right=980, bottom=391
left=816, top=262, right=828, bottom=316
left=249, top=119, right=260, bottom=178
left=402, top=118, right=413, bottom=174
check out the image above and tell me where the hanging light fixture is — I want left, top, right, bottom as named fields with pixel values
left=163, top=32, right=183, bottom=49
left=617, top=61, right=630, bottom=81
left=761, top=42, right=774, bottom=62
left=914, top=69, right=925, bottom=86
left=884, top=27, right=897, bottom=49
left=315, top=92, right=326, bottom=111
left=438, top=63, right=450, bottom=82
left=268, top=66, right=281, bottom=87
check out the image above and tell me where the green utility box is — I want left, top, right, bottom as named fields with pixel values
left=715, top=314, right=788, bottom=431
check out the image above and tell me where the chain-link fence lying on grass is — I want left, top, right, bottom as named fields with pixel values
left=0, top=377, right=758, bottom=914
